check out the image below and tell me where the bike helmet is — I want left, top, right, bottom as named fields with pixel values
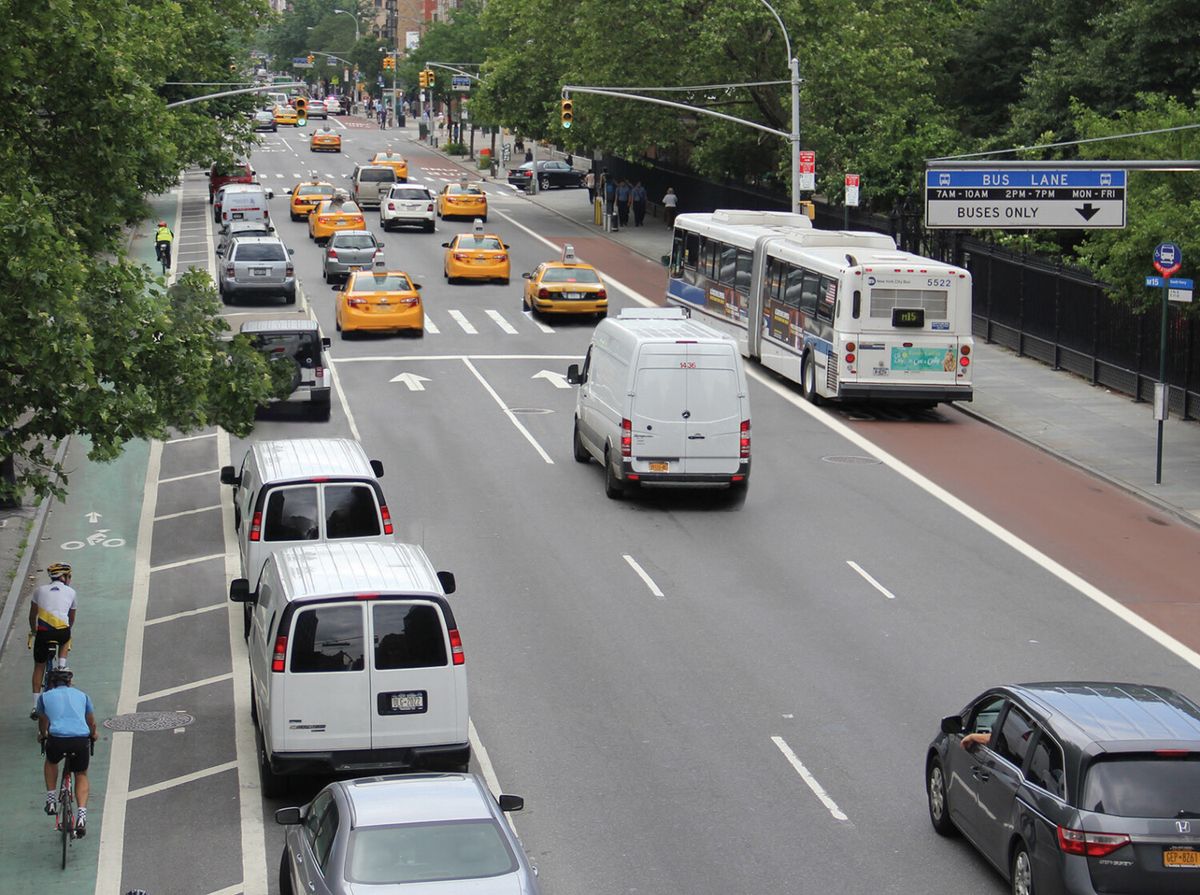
left=46, top=562, right=71, bottom=580
left=47, top=666, right=73, bottom=687
left=158, top=220, right=168, bottom=227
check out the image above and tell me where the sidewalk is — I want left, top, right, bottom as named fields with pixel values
left=411, top=129, right=1200, bottom=528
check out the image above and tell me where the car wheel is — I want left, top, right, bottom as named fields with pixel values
left=278, top=849, right=294, bottom=895
left=802, top=352, right=825, bottom=405
left=499, top=277, right=509, bottom=286
left=1011, top=844, right=1034, bottom=895
left=255, top=724, right=287, bottom=798
left=926, top=758, right=957, bottom=836
left=539, top=176, right=551, bottom=190
left=572, top=420, right=590, bottom=464
left=604, top=447, right=624, bottom=500
left=324, top=271, right=332, bottom=284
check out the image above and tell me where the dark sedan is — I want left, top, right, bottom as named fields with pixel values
left=506, top=160, right=585, bottom=191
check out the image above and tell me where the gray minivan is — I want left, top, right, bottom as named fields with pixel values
left=349, top=165, right=396, bottom=208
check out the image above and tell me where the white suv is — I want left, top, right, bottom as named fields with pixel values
left=379, top=183, right=436, bottom=232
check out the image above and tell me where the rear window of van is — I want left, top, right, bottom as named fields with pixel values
left=262, top=483, right=380, bottom=542
left=360, top=169, right=396, bottom=182
left=373, top=604, right=447, bottom=669
left=291, top=605, right=365, bottom=673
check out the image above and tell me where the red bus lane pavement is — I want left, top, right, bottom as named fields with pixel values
left=560, top=229, right=1200, bottom=659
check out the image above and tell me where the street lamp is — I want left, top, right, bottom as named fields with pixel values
left=758, top=0, right=802, bottom=215
left=333, top=8, right=360, bottom=44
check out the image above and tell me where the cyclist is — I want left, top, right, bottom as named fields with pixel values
left=154, top=220, right=174, bottom=272
left=37, top=666, right=97, bottom=836
left=28, top=562, right=76, bottom=719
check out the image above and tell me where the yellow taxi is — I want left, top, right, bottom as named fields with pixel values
left=309, top=126, right=342, bottom=153
left=521, top=245, right=608, bottom=318
left=369, top=149, right=409, bottom=181
left=437, top=181, right=488, bottom=222
left=335, top=262, right=424, bottom=337
left=289, top=176, right=335, bottom=221
left=308, top=193, right=366, bottom=244
left=273, top=105, right=299, bottom=126
left=442, top=222, right=510, bottom=284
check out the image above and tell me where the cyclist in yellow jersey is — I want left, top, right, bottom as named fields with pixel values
left=28, top=562, right=76, bottom=720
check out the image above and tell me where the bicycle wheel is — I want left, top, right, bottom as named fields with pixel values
left=60, top=762, right=74, bottom=869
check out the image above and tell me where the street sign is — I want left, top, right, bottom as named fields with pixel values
left=798, top=151, right=816, bottom=191
left=1153, top=242, right=1182, bottom=277
left=924, top=168, right=1126, bottom=229
left=292, top=57, right=314, bottom=69
left=452, top=75, right=472, bottom=92
left=845, top=173, right=860, bottom=207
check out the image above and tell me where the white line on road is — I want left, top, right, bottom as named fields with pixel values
left=145, top=602, right=227, bottom=626
left=149, top=552, right=225, bottom=573
left=424, top=313, right=440, bottom=334
left=333, top=353, right=580, bottom=363
left=462, top=358, right=554, bottom=464
left=126, top=760, right=239, bottom=801
left=623, top=554, right=665, bottom=599
left=166, top=432, right=217, bottom=444
left=158, top=468, right=218, bottom=484
left=448, top=309, right=478, bottom=334
left=486, top=309, right=518, bottom=334
left=324, top=354, right=363, bottom=442
left=469, top=718, right=522, bottom=834
left=846, top=561, right=897, bottom=600
left=772, top=736, right=850, bottom=822
left=526, top=313, right=555, bottom=334
left=201, top=885, right=246, bottom=895
left=154, top=503, right=221, bottom=522
left=139, top=672, right=234, bottom=704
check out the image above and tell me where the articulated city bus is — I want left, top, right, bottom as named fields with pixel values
left=665, top=210, right=974, bottom=404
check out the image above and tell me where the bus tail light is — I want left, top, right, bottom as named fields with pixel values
left=271, top=635, right=288, bottom=672
left=449, top=628, right=465, bottom=665
left=249, top=511, right=262, bottom=542
left=1056, top=826, right=1130, bottom=857
left=620, top=419, right=632, bottom=457
left=960, top=344, right=971, bottom=367
left=740, top=419, right=751, bottom=458
left=380, top=504, right=393, bottom=535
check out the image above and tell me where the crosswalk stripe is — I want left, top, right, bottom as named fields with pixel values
left=486, top=310, right=518, bottom=334
left=528, top=314, right=555, bottom=334
left=424, top=313, right=440, bottom=334
left=448, top=310, right=477, bottom=334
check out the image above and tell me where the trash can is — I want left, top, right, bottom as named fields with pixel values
left=419, top=121, right=428, bottom=140
left=398, top=113, right=406, bottom=128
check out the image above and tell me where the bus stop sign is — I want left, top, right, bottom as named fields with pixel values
left=1153, top=242, right=1182, bottom=277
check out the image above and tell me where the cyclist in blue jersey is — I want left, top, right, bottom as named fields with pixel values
left=37, top=667, right=97, bottom=836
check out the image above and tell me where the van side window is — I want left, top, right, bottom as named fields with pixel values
left=372, top=604, right=448, bottom=669
left=324, top=485, right=381, bottom=539
left=994, top=705, right=1035, bottom=768
left=290, top=605, right=365, bottom=672
left=1025, top=729, right=1066, bottom=799
left=264, top=487, right=319, bottom=541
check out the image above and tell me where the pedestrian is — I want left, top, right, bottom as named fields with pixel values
left=616, top=179, right=632, bottom=226
left=584, top=169, right=596, bottom=204
left=631, top=181, right=648, bottom=226
left=662, top=187, right=679, bottom=226
left=514, top=134, right=525, bottom=153
left=565, top=153, right=574, bottom=168
left=524, top=148, right=533, bottom=163
left=378, top=103, right=387, bottom=129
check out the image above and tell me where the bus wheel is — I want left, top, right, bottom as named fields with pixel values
left=802, top=353, right=824, bottom=406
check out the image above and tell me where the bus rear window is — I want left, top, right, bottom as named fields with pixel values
left=870, top=288, right=948, bottom=319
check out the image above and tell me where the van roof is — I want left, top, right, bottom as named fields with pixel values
left=1012, top=682, right=1200, bottom=746
left=272, top=541, right=443, bottom=601
left=603, top=311, right=733, bottom=344
left=251, top=438, right=376, bottom=484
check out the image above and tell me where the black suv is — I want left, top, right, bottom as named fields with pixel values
left=927, top=682, right=1200, bottom=895
left=240, top=319, right=331, bottom=420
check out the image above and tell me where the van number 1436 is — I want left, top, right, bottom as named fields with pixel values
left=679, top=361, right=696, bottom=369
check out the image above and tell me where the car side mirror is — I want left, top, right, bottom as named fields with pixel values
left=215, top=246, right=225, bottom=256
left=521, top=272, right=531, bottom=279
left=370, top=459, right=385, bottom=477
left=412, top=283, right=422, bottom=290
left=219, top=465, right=240, bottom=486
left=274, top=807, right=303, bottom=826
left=288, top=248, right=295, bottom=255
left=265, top=189, right=274, bottom=200
left=321, top=337, right=331, bottom=348
left=333, top=282, right=345, bottom=291
left=660, top=254, right=670, bottom=266
left=437, top=571, right=456, bottom=595
left=229, top=578, right=254, bottom=604
left=565, top=363, right=582, bottom=386
left=940, top=715, right=964, bottom=735
left=497, top=794, right=524, bottom=813
left=440, top=242, right=450, bottom=248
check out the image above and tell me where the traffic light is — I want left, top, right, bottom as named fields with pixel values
left=418, top=70, right=428, bottom=87
left=426, top=69, right=435, bottom=87
left=561, top=98, right=573, bottom=129
left=294, top=97, right=308, bottom=126
left=307, top=55, right=315, bottom=65
left=382, top=55, right=394, bottom=71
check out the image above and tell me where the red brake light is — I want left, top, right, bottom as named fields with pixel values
left=960, top=345, right=971, bottom=356
left=315, top=366, right=324, bottom=379
left=285, top=264, right=294, bottom=276
left=347, top=297, right=367, bottom=308
left=960, top=356, right=970, bottom=367
left=596, top=289, right=607, bottom=300
left=621, top=418, right=632, bottom=458
left=1155, top=749, right=1191, bottom=756
left=426, top=203, right=434, bottom=211
left=387, top=202, right=395, bottom=210
left=355, top=593, right=378, bottom=600
left=845, top=353, right=856, bottom=363
left=495, top=254, right=507, bottom=262
left=249, top=511, right=262, bottom=542
left=739, top=419, right=751, bottom=458
left=380, top=504, right=393, bottom=535
left=1056, top=826, right=1130, bottom=857
left=846, top=341, right=856, bottom=352
left=271, top=634, right=287, bottom=672
left=454, top=252, right=469, bottom=261
left=449, top=628, right=464, bottom=665
left=327, top=249, right=338, bottom=259
left=537, top=288, right=550, bottom=299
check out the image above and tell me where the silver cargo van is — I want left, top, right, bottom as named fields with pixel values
left=349, top=164, right=397, bottom=208
left=567, top=308, right=751, bottom=498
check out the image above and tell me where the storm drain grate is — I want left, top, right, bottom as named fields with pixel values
left=821, top=455, right=882, bottom=465
left=104, top=711, right=194, bottom=732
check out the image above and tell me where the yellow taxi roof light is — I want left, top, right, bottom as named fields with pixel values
left=473, top=218, right=485, bottom=236
left=373, top=254, right=388, bottom=270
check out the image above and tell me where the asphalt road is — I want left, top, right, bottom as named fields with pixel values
left=29, top=117, right=1200, bottom=895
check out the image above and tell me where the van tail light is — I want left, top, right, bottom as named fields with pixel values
left=380, top=504, right=393, bottom=535
left=448, top=628, right=465, bottom=665
left=1056, top=826, right=1130, bottom=857
left=596, top=289, right=607, bottom=300
left=740, top=419, right=751, bottom=458
left=285, top=263, right=294, bottom=276
left=226, top=265, right=235, bottom=277
left=271, top=634, right=288, bottom=672
left=621, top=418, right=632, bottom=458
left=537, top=288, right=550, bottom=299
left=249, top=511, right=262, bottom=541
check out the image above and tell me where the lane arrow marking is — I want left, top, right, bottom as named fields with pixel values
left=532, top=370, right=570, bottom=389
left=390, top=372, right=431, bottom=391
left=86, top=511, right=102, bottom=523
left=1076, top=203, right=1100, bottom=221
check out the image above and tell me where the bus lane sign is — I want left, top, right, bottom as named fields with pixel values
left=924, top=168, right=1126, bottom=229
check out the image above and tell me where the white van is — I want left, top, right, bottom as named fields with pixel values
left=229, top=540, right=467, bottom=795
left=566, top=308, right=751, bottom=498
left=220, top=438, right=393, bottom=633
left=214, top=182, right=275, bottom=229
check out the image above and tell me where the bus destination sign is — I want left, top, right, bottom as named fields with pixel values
left=924, top=168, right=1126, bottom=229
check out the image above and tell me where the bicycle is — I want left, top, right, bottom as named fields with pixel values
left=155, top=240, right=171, bottom=276
left=41, top=736, right=93, bottom=868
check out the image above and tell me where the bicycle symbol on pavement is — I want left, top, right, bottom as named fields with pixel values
left=61, top=529, right=126, bottom=550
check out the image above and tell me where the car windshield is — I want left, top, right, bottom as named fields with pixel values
left=234, top=244, right=287, bottom=262
left=377, top=153, right=403, bottom=161
left=351, top=274, right=413, bottom=292
left=347, top=820, right=517, bottom=884
left=297, top=185, right=331, bottom=196
left=456, top=237, right=503, bottom=251
left=542, top=267, right=600, bottom=284
left=1081, top=755, right=1200, bottom=817
left=360, top=169, right=394, bottom=182
left=448, top=185, right=484, bottom=196
left=252, top=333, right=319, bottom=365
left=390, top=188, right=429, bottom=200
left=333, top=235, right=377, bottom=249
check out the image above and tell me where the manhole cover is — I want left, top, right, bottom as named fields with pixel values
left=821, top=455, right=881, bottom=465
left=104, top=711, right=194, bottom=732
left=509, top=408, right=553, bottom=415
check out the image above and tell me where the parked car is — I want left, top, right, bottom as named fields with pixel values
left=306, top=99, right=327, bottom=119
left=208, top=159, right=255, bottom=203
left=507, top=159, right=585, bottom=191
left=322, top=230, right=383, bottom=283
left=252, top=109, right=277, bottom=132
left=276, top=773, right=540, bottom=895
left=216, top=220, right=274, bottom=258
left=218, top=235, right=295, bottom=305
left=927, top=681, right=1200, bottom=895
left=324, top=96, right=343, bottom=114
left=380, top=184, right=435, bottom=232
left=240, top=319, right=332, bottom=420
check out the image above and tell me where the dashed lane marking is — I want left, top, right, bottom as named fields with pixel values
left=486, top=309, right=518, bottom=334
left=138, top=672, right=234, bottom=704
left=145, top=603, right=227, bottom=627
left=846, top=561, right=897, bottom=600
left=772, top=736, right=851, bottom=823
left=424, top=313, right=440, bottom=334
left=158, top=468, right=219, bottom=484
left=126, top=760, right=239, bottom=801
left=623, top=554, right=665, bottom=599
left=166, top=432, right=217, bottom=444
left=462, top=358, right=553, bottom=464
left=148, top=552, right=225, bottom=573
left=154, top=504, right=221, bottom=522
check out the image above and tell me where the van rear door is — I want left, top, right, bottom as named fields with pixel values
left=629, top=347, right=689, bottom=472
left=367, top=600, right=465, bottom=750
left=679, top=344, right=743, bottom=474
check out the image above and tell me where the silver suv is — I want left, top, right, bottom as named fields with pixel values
left=240, top=319, right=331, bottom=420
left=218, top=236, right=296, bottom=305
left=322, top=230, right=383, bottom=284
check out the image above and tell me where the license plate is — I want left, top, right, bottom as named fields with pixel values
left=232, top=212, right=244, bottom=220
left=382, top=690, right=426, bottom=714
left=563, top=292, right=583, bottom=300
left=252, top=268, right=268, bottom=276
left=1164, top=848, right=1200, bottom=867
left=649, top=461, right=669, bottom=472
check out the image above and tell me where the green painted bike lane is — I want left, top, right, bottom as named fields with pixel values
left=0, top=191, right=179, bottom=887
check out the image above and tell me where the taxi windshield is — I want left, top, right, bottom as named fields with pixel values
left=351, top=274, right=413, bottom=292
left=456, top=237, right=503, bottom=251
left=377, top=153, right=403, bottom=161
left=323, top=201, right=362, bottom=214
left=448, top=185, right=484, bottom=196
left=542, top=267, right=600, bottom=284
left=297, top=185, right=331, bottom=196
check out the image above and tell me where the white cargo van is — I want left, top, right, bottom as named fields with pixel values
left=566, top=308, right=751, bottom=498
left=220, top=439, right=393, bottom=635
left=229, top=540, right=467, bottom=795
